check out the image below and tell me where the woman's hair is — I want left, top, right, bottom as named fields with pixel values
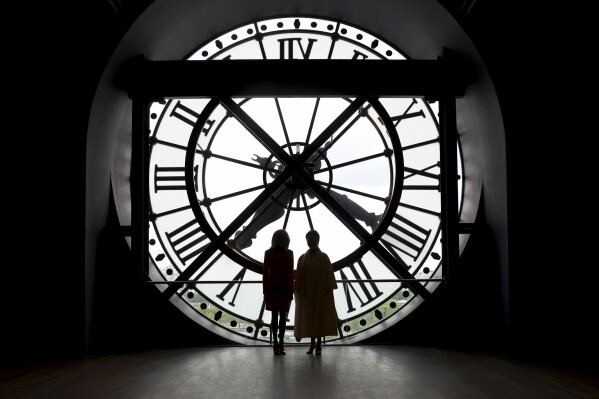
left=306, top=229, right=320, bottom=241
left=271, top=229, right=290, bottom=249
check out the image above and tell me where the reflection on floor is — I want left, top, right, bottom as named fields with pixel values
left=1, top=345, right=598, bottom=398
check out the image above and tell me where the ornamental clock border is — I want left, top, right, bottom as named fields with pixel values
left=123, top=15, right=466, bottom=345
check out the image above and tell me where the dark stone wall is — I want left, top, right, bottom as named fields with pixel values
left=3, top=0, right=595, bottom=370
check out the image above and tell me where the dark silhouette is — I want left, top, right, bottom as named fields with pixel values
left=294, top=230, right=338, bottom=355
left=263, top=229, right=294, bottom=355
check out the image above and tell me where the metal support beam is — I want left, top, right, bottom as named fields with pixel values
left=131, top=96, right=150, bottom=282
left=438, top=49, right=461, bottom=281
left=119, top=57, right=470, bottom=99
left=124, top=50, right=473, bottom=290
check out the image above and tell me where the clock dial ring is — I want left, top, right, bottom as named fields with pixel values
left=145, top=15, right=452, bottom=344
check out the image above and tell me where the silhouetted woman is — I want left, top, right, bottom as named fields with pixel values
left=263, top=229, right=294, bottom=355
left=294, top=230, right=338, bottom=355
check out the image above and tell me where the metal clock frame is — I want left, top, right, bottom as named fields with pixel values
left=123, top=49, right=469, bottom=342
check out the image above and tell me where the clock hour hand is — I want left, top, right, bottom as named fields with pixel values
left=228, top=186, right=294, bottom=250
left=231, top=137, right=380, bottom=251
left=227, top=155, right=290, bottom=250
left=230, top=190, right=379, bottom=253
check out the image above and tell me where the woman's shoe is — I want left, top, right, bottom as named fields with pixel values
left=306, top=344, right=315, bottom=355
left=273, top=344, right=281, bottom=355
left=315, top=345, right=322, bottom=355
left=279, top=344, right=286, bottom=355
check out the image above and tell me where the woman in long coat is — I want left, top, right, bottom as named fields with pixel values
left=263, top=229, right=294, bottom=355
left=294, top=230, right=338, bottom=355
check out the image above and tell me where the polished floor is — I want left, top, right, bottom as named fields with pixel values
left=1, top=345, right=598, bottom=399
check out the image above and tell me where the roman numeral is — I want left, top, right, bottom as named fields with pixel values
left=278, top=38, right=317, bottom=59
left=381, top=212, right=431, bottom=262
left=170, top=100, right=215, bottom=135
left=340, top=260, right=383, bottom=313
left=388, top=98, right=426, bottom=126
left=165, top=219, right=209, bottom=265
left=352, top=50, right=369, bottom=60
left=154, top=165, right=198, bottom=192
left=216, top=267, right=247, bottom=306
left=403, top=165, right=440, bottom=191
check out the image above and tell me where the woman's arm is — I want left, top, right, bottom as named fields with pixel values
left=324, top=253, right=337, bottom=291
left=295, top=254, right=304, bottom=296
left=287, top=250, right=294, bottom=299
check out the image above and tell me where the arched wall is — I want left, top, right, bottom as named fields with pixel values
left=85, top=0, right=507, bottom=347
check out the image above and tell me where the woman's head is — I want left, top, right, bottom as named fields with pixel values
left=271, top=229, right=290, bottom=249
left=306, top=230, right=320, bottom=250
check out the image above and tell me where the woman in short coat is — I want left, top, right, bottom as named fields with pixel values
left=263, top=229, right=294, bottom=355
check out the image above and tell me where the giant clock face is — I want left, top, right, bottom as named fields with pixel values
left=146, top=16, right=464, bottom=345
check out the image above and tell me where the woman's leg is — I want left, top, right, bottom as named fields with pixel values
left=278, top=311, right=287, bottom=354
left=307, top=337, right=316, bottom=354
left=271, top=311, right=280, bottom=354
left=315, top=337, right=322, bottom=355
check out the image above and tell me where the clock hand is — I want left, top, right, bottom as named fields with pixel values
left=228, top=185, right=294, bottom=250
left=328, top=190, right=382, bottom=233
